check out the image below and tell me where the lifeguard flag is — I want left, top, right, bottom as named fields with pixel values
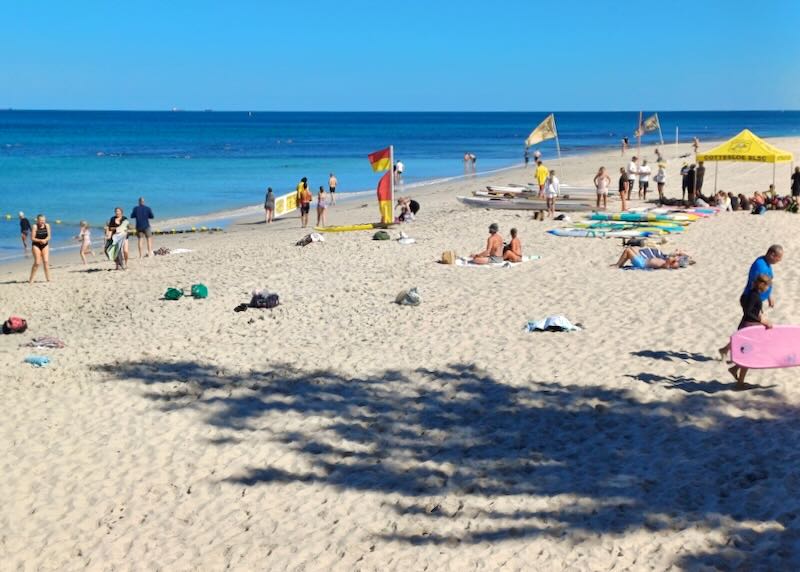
left=635, top=113, right=660, bottom=137
left=368, top=147, right=392, bottom=172
left=525, top=114, right=556, bottom=148
left=376, top=171, right=393, bottom=223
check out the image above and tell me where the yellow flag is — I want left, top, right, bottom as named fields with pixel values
left=525, top=114, right=557, bottom=147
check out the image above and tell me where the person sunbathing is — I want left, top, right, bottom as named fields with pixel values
left=613, top=246, right=690, bottom=270
left=503, top=227, right=522, bottom=262
left=471, top=223, right=504, bottom=264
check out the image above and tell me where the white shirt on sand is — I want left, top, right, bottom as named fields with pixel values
left=638, top=165, right=651, bottom=182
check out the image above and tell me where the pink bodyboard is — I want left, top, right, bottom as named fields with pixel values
left=730, top=325, right=800, bottom=369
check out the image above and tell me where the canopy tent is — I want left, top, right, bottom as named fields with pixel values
left=696, top=129, right=793, bottom=191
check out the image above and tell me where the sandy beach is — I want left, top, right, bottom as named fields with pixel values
left=3, top=137, right=800, bottom=570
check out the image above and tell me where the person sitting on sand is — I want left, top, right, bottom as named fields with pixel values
left=718, top=274, right=772, bottom=390
left=396, top=196, right=420, bottom=222
left=503, top=228, right=522, bottom=262
left=471, top=223, right=504, bottom=264
left=613, top=246, right=690, bottom=270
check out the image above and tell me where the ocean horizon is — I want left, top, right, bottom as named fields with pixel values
left=2, top=110, right=799, bottom=258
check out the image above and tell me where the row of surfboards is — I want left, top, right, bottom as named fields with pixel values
left=457, top=184, right=596, bottom=212
left=548, top=207, right=718, bottom=239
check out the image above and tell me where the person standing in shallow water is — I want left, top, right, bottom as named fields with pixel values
left=19, top=212, right=31, bottom=252
left=328, top=173, right=337, bottom=206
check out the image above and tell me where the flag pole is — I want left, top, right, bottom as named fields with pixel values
left=657, top=113, right=664, bottom=146
left=389, top=144, right=395, bottom=218
left=637, top=111, right=642, bottom=158
left=552, top=114, right=562, bottom=181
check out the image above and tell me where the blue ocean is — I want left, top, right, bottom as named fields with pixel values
left=1, top=110, right=799, bottom=259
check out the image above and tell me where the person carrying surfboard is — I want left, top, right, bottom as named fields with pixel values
left=719, top=274, right=773, bottom=389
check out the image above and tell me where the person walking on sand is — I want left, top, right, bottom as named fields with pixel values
left=638, top=159, right=651, bottom=201
left=654, top=163, right=667, bottom=203
left=621, top=137, right=629, bottom=155
left=533, top=149, right=542, bottom=163
left=19, top=212, right=31, bottom=252
left=719, top=274, right=773, bottom=390
left=626, top=156, right=639, bottom=200
left=394, top=160, right=404, bottom=184
left=535, top=160, right=549, bottom=198
left=655, top=147, right=664, bottom=163
left=130, top=197, right=154, bottom=258
left=264, top=187, right=275, bottom=223
left=328, top=173, right=337, bottom=205
left=692, top=137, right=700, bottom=154
left=316, top=186, right=330, bottom=227
left=76, top=221, right=93, bottom=265
left=105, top=207, right=129, bottom=267
left=594, top=167, right=611, bottom=210
left=296, top=177, right=312, bottom=228
left=544, top=170, right=559, bottom=218
left=29, top=214, right=52, bottom=283
left=471, top=223, right=504, bottom=265
left=524, top=148, right=530, bottom=168
left=618, top=167, right=629, bottom=212
left=792, top=166, right=800, bottom=199
left=503, top=227, right=522, bottom=262
left=719, top=244, right=783, bottom=358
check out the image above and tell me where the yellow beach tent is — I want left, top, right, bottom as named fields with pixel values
left=696, top=129, right=793, bottom=190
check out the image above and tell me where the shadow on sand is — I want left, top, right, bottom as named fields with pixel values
left=95, top=359, right=800, bottom=569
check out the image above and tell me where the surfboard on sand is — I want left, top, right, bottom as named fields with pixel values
left=730, top=325, right=800, bottom=369
left=315, top=223, right=396, bottom=233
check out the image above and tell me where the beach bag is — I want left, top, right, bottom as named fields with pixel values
left=395, top=287, right=421, bottom=307
left=373, top=230, right=390, bottom=240
left=164, top=288, right=184, bottom=300
left=191, top=284, right=208, bottom=299
left=2, top=316, right=27, bottom=334
left=441, top=250, right=456, bottom=265
left=250, top=291, right=280, bottom=309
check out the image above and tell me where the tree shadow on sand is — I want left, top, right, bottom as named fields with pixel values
left=95, top=360, right=800, bottom=570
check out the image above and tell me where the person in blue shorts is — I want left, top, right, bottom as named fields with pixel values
left=613, top=246, right=690, bottom=270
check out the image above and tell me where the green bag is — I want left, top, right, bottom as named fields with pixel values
left=164, top=288, right=184, bottom=300
left=372, top=230, right=390, bottom=241
left=191, top=284, right=208, bottom=299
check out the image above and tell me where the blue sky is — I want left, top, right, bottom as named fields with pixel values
left=2, top=0, right=798, bottom=111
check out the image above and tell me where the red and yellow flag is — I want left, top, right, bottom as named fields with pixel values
left=368, top=147, right=392, bottom=172
left=377, top=171, right=393, bottom=223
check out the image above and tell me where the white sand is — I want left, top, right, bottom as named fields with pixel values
left=2, top=137, right=800, bottom=570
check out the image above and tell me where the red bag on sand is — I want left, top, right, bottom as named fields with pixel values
left=2, top=316, right=27, bottom=334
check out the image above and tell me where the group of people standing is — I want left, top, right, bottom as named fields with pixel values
left=23, top=197, right=156, bottom=283
left=263, top=173, right=338, bottom=228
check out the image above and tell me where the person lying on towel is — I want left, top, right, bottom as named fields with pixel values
left=613, top=246, right=692, bottom=270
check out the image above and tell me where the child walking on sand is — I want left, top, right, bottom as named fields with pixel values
left=77, top=221, right=93, bottom=265
left=719, top=274, right=772, bottom=389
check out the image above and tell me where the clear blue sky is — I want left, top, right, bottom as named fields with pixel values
left=2, top=0, right=798, bottom=111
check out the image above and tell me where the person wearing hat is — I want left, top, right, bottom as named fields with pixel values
left=19, top=212, right=31, bottom=252
left=471, top=223, right=504, bottom=265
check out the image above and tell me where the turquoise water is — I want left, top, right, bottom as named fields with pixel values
left=1, top=110, right=799, bottom=257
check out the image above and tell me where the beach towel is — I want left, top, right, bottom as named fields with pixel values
left=106, top=221, right=129, bottom=267
left=22, top=336, right=65, bottom=349
left=24, top=355, right=50, bottom=367
left=455, top=255, right=541, bottom=268
left=525, top=316, right=583, bottom=332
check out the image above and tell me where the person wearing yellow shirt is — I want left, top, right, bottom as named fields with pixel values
left=535, top=161, right=549, bottom=198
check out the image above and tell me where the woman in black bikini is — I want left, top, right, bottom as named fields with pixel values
left=29, top=214, right=52, bottom=283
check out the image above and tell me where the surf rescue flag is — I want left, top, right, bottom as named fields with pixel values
left=525, top=114, right=557, bottom=148
left=368, top=147, right=392, bottom=172
left=376, top=171, right=393, bottom=223
left=635, top=113, right=660, bottom=137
